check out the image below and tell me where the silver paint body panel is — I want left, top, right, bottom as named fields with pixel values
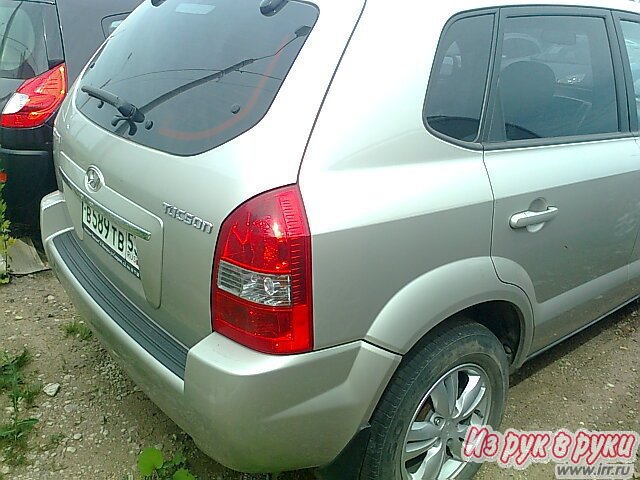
left=42, top=0, right=640, bottom=472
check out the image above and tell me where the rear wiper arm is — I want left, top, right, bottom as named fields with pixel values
left=81, top=85, right=151, bottom=135
left=130, top=25, right=313, bottom=121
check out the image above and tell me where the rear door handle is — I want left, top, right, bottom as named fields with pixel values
left=510, top=207, right=559, bottom=229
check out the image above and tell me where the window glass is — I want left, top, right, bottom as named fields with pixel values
left=620, top=20, right=640, bottom=127
left=490, top=15, right=618, bottom=142
left=0, top=1, right=56, bottom=79
left=77, top=0, right=319, bottom=157
left=424, top=15, right=494, bottom=142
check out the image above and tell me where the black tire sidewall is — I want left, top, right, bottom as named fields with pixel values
left=362, top=322, right=509, bottom=480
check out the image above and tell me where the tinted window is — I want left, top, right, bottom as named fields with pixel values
left=76, top=0, right=319, bottom=157
left=0, top=1, right=58, bottom=79
left=490, top=15, right=618, bottom=142
left=620, top=20, right=640, bottom=127
left=425, top=15, right=494, bottom=142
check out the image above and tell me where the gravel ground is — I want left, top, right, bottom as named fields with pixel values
left=0, top=271, right=638, bottom=479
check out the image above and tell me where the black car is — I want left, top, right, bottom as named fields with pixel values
left=0, top=0, right=141, bottom=228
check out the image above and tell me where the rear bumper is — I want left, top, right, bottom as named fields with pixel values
left=1, top=122, right=56, bottom=208
left=41, top=190, right=400, bottom=473
left=2, top=146, right=55, bottom=225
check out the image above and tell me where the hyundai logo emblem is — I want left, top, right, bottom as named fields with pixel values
left=85, top=166, right=104, bottom=193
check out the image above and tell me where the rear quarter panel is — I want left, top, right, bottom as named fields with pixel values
left=300, top=0, right=534, bottom=355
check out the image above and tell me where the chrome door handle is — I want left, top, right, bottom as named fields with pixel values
left=510, top=207, right=559, bottom=229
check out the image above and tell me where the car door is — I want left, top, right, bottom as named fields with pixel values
left=483, top=7, right=640, bottom=354
left=614, top=10, right=640, bottom=294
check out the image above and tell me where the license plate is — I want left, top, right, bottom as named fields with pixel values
left=82, top=202, right=140, bottom=278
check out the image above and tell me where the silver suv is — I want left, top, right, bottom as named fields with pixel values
left=41, top=0, right=640, bottom=478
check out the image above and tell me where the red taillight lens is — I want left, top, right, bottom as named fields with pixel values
left=1, top=64, right=67, bottom=128
left=212, top=185, right=313, bottom=354
left=0, top=171, right=6, bottom=183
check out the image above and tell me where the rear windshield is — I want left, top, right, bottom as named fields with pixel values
left=0, top=0, right=59, bottom=79
left=76, top=0, right=319, bottom=157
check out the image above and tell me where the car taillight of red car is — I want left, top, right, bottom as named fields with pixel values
left=1, top=63, right=67, bottom=129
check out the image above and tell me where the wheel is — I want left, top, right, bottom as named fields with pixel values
left=360, top=319, right=509, bottom=480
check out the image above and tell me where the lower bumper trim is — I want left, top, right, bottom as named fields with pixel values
left=53, top=230, right=188, bottom=378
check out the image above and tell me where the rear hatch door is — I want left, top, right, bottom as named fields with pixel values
left=54, top=0, right=366, bottom=347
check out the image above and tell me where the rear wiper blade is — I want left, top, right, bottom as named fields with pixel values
left=81, top=85, right=151, bottom=135
left=127, top=25, right=313, bottom=123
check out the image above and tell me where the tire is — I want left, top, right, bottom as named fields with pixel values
left=360, top=318, right=509, bottom=480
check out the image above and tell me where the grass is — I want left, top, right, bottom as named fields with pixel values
left=0, top=349, right=41, bottom=467
left=17, top=381, right=40, bottom=408
left=63, top=320, right=93, bottom=341
left=0, top=179, right=12, bottom=284
left=137, top=447, right=196, bottom=479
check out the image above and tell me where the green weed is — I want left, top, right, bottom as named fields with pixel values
left=137, top=447, right=196, bottom=480
left=0, top=179, right=13, bottom=285
left=0, top=350, right=31, bottom=390
left=0, top=350, right=40, bottom=466
left=63, top=320, right=93, bottom=341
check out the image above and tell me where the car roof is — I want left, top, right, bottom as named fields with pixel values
left=42, top=0, right=640, bottom=14
left=436, top=0, right=640, bottom=14
left=51, top=0, right=640, bottom=81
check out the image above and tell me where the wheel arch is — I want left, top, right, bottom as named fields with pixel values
left=364, top=256, right=533, bottom=369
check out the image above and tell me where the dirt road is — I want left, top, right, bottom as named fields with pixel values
left=0, top=272, right=638, bottom=479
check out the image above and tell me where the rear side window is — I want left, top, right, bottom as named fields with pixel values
left=0, top=1, right=59, bottom=79
left=76, top=0, right=319, bottom=157
left=424, top=15, right=495, bottom=143
left=489, top=15, right=619, bottom=142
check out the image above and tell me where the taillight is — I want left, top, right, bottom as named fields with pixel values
left=212, top=185, right=313, bottom=354
left=1, top=64, right=67, bottom=128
